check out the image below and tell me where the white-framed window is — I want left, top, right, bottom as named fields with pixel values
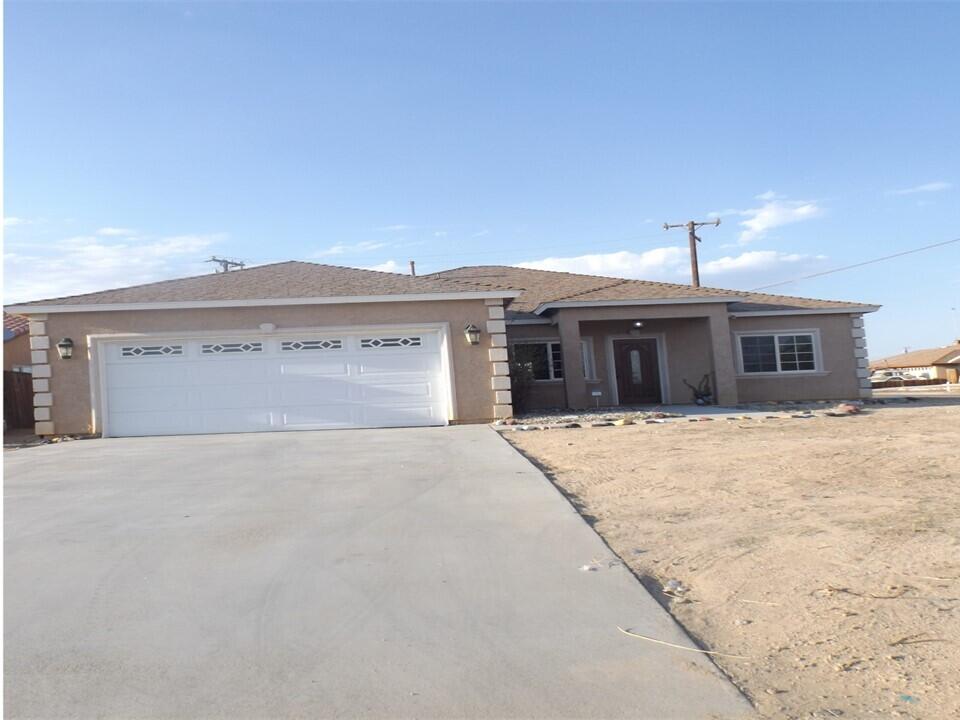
left=581, top=338, right=598, bottom=380
left=737, top=331, right=820, bottom=374
left=511, top=341, right=564, bottom=381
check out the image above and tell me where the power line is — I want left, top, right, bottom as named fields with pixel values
left=751, top=237, right=960, bottom=292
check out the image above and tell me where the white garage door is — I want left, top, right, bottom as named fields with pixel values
left=100, top=329, right=451, bottom=437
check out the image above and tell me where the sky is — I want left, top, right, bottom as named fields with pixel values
left=4, top=1, right=959, bottom=359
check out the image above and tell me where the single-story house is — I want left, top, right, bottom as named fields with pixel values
left=6, top=261, right=878, bottom=438
left=3, top=313, right=32, bottom=373
left=870, top=342, right=960, bottom=383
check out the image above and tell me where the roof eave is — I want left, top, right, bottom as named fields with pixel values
left=532, top=296, right=744, bottom=315
left=6, top=290, right=520, bottom=315
left=729, top=305, right=880, bottom=318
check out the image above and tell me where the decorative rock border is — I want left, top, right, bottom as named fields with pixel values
left=493, top=401, right=869, bottom=431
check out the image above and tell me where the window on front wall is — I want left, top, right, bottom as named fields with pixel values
left=580, top=338, right=597, bottom=380
left=511, top=342, right=564, bottom=380
left=739, top=333, right=817, bottom=374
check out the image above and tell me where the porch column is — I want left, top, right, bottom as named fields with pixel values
left=707, top=311, right=739, bottom=406
left=557, top=313, right=589, bottom=409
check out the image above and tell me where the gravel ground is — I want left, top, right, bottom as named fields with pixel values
left=506, top=404, right=960, bottom=719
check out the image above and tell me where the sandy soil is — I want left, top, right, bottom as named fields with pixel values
left=506, top=405, right=960, bottom=719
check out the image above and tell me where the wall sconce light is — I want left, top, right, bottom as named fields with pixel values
left=464, top=323, right=481, bottom=345
left=56, top=337, right=75, bottom=360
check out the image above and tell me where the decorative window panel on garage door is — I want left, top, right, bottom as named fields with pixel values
left=100, top=332, right=450, bottom=437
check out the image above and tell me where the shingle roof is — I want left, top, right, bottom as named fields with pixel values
left=3, top=312, right=30, bottom=340
left=9, top=260, right=876, bottom=316
left=871, top=343, right=960, bottom=369
left=10, top=261, right=511, bottom=308
left=433, top=265, right=874, bottom=315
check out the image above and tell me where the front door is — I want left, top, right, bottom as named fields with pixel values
left=613, top=339, right=662, bottom=405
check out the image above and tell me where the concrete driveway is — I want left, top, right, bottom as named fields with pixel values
left=5, top=426, right=750, bottom=719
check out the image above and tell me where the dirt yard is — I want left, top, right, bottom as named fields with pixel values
left=506, top=404, right=960, bottom=719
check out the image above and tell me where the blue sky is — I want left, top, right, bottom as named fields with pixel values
left=4, top=1, right=959, bottom=358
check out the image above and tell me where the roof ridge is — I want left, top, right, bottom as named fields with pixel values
left=10, top=260, right=305, bottom=306
left=548, top=278, right=633, bottom=303
left=11, top=259, right=505, bottom=307
left=437, top=264, right=874, bottom=308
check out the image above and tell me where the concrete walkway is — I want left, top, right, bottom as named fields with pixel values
left=5, top=426, right=751, bottom=719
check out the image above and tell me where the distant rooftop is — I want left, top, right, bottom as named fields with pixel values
left=871, top=342, right=960, bottom=369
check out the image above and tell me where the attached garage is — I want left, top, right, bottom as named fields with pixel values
left=98, top=327, right=452, bottom=437
left=8, top=261, right=518, bottom=437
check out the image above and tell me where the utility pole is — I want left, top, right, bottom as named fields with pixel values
left=663, top=218, right=721, bottom=287
left=207, top=256, right=246, bottom=273
left=409, top=260, right=417, bottom=276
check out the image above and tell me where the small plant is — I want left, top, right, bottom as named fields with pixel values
left=508, top=355, right=537, bottom=415
left=682, top=374, right=713, bottom=405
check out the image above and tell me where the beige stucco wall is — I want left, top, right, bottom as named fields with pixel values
left=730, top=314, right=862, bottom=402
left=3, top=334, right=32, bottom=371
left=507, top=316, right=719, bottom=410
left=38, top=299, right=499, bottom=435
left=506, top=309, right=867, bottom=410
left=581, top=317, right=716, bottom=406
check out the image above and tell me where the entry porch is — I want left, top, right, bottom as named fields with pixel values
left=506, top=304, right=739, bottom=412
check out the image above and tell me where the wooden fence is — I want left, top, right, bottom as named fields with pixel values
left=871, top=377, right=948, bottom=389
left=3, top=371, right=34, bottom=429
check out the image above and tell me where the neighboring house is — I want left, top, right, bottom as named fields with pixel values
left=870, top=342, right=960, bottom=383
left=3, top=313, right=33, bottom=373
left=6, top=261, right=878, bottom=438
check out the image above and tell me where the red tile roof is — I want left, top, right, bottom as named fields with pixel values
left=3, top=312, right=30, bottom=338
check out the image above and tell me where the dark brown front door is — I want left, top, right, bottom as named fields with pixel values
left=613, top=339, right=662, bottom=405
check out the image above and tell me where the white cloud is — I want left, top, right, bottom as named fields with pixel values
left=96, top=226, right=137, bottom=236
left=4, top=232, right=224, bottom=304
left=888, top=181, right=952, bottom=196
left=700, top=250, right=820, bottom=274
left=517, top=247, right=689, bottom=280
left=754, top=190, right=784, bottom=201
left=313, top=240, right=389, bottom=257
left=433, top=231, right=448, bottom=238
left=515, top=246, right=826, bottom=286
left=709, top=192, right=824, bottom=244
left=4, top=217, right=29, bottom=227
left=376, top=224, right=415, bottom=232
left=362, top=260, right=404, bottom=273
left=472, top=229, right=490, bottom=238
left=737, top=199, right=822, bottom=244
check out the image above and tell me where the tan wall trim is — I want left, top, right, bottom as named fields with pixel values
left=486, top=300, right=513, bottom=418
left=29, top=324, right=56, bottom=434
